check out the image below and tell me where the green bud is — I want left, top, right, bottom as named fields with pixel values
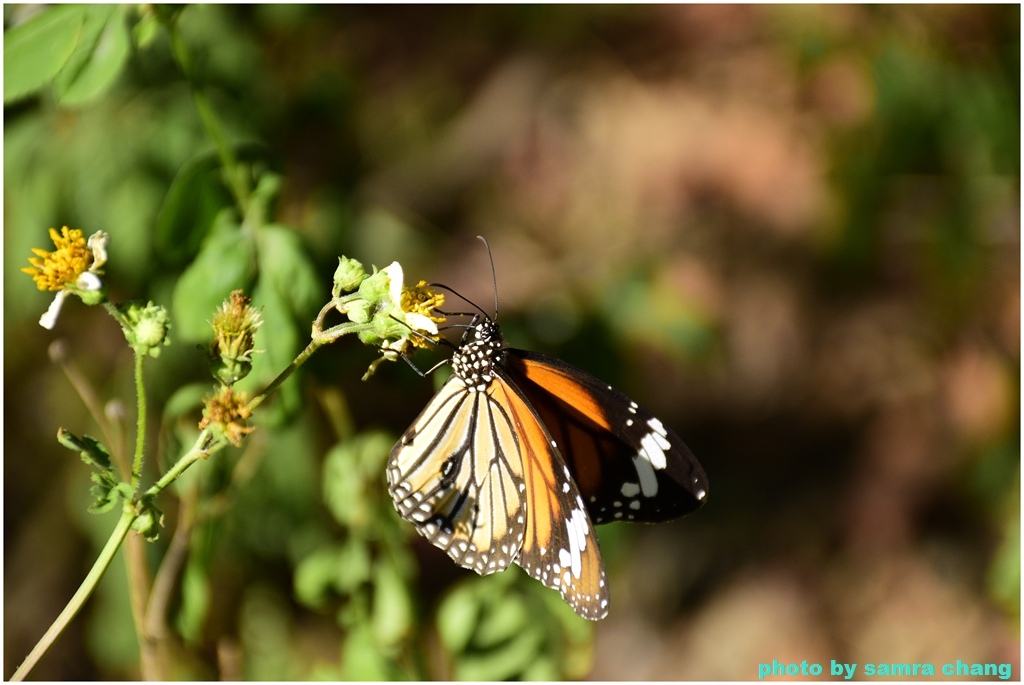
left=333, top=256, right=368, bottom=297
left=124, top=301, right=171, bottom=357
left=131, top=497, right=164, bottom=542
left=357, top=274, right=388, bottom=307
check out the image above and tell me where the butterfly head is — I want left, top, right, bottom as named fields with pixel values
left=451, top=318, right=506, bottom=391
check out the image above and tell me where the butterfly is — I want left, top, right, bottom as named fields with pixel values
left=387, top=270, right=709, bottom=620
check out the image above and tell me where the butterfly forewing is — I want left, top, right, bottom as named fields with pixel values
left=506, top=350, right=709, bottom=524
left=388, top=377, right=525, bottom=575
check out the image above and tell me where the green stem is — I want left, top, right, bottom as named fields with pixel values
left=246, top=320, right=377, bottom=413
left=130, top=351, right=146, bottom=491
left=102, top=301, right=131, bottom=331
left=9, top=510, right=136, bottom=681
left=246, top=337, right=324, bottom=413
left=143, top=429, right=218, bottom=500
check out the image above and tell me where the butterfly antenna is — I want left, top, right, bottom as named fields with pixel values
left=429, top=283, right=488, bottom=319
left=477, top=235, right=499, bottom=320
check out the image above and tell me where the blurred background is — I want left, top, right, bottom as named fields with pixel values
left=4, top=4, right=1019, bottom=680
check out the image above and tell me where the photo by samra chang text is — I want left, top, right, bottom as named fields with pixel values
left=758, top=659, right=1014, bottom=680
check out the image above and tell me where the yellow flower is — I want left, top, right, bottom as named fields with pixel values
left=401, top=279, right=446, bottom=349
left=22, top=227, right=93, bottom=291
left=22, top=227, right=110, bottom=329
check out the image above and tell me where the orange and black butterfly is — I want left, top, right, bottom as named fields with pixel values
left=387, top=260, right=709, bottom=620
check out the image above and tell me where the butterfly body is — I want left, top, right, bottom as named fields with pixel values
left=388, top=317, right=708, bottom=620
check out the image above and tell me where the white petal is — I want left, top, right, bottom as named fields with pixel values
left=87, top=231, right=109, bottom=269
left=77, top=271, right=103, bottom=291
left=405, top=312, right=438, bottom=335
left=39, top=291, right=69, bottom=330
left=382, top=261, right=404, bottom=307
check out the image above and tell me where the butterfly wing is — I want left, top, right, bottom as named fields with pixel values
left=505, top=349, right=709, bottom=524
left=490, top=369, right=609, bottom=620
left=388, top=376, right=525, bottom=575
left=388, top=370, right=609, bottom=620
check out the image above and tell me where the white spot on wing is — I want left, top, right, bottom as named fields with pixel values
left=565, top=507, right=589, bottom=579
left=632, top=454, right=659, bottom=497
left=620, top=482, right=640, bottom=497
left=639, top=429, right=670, bottom=470
left=647, top=417, right=667, bottom=436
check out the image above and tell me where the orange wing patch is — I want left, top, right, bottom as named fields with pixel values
left=515, top=356, right=613, bottom=430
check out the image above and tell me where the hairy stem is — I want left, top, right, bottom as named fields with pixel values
left=10, top=509, right=136, bottom=681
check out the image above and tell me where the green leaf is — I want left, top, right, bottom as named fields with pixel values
left=163, top=382, right=211, bottom=423
left=131, top=498, right=164, bottom=541
left=4, top=5, right=85, bottom=104
left=256, top=225, right=323, bottom=325
left=437, top=582, right=481, bottom=653
left=335, top=538, right=372, bottom=592
left=156, top=155, right=235, bottom=265
left=371, top=561, right=413, bottom=647
left=294, top=547, right=341, bottom=608
left=456, top=627, right=545, bottom=681
left=131, top=8, right=162, bottom=49
left=88, top=477, right=131, bottom=515
left=340, top=624, right=392, bottom=680
left=474, top=592, right=529, bottom=648
left=322, top=432, right=393, bottom=527
left=245, top=278, right=301, bottom=419
left=53, top=5, right=131, bottom=106
left=57, top=428, right=112, bottom=471
left=177, top=516, right=217, bottom=644
left=171, top=214, right=257, bottom=341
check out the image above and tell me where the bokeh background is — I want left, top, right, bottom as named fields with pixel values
left=4, top=4, right=1019, bottom=680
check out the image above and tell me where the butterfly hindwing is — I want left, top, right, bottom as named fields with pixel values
left=491, top=370, right=609, bottom=620
left=505, top=350, right=709, bottom=524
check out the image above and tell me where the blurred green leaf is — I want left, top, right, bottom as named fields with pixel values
left=322, top=432, right=393, bottom=528
left=474, top=592, right=529, bottom=648
left=371, top=560, right=413, bottom=647
left=245, top=276, right=302, bottom=420
left=256, top=224, right=323, bottom=325
left=296, top=538, right=373, bottom=609
left=4, top=5, right=85, bottom=104
left=340, top=623, right=391, bottom=680
left=163, top=382, right=211, bottom=423
left=156, top=156, right=236, bottom=266
left=177, top=536, right=213, bottom=644
left=438, top=570, right=594, bottom=680
left=457, top=626, right=545, bottom=681
left=437, top=584, right=480, bottom=654
left=171, top=214, right=257, bottom=341
left=131, top=8, right=162, bottom=48
left=52, top=5, right=131, bottom=106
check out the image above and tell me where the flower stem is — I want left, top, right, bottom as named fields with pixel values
left=245, top=320, right=377, bottom=414
left=103, top=301, right=131, bottom=331
left=246, top=337, right=324, bottom=413
left=130, top=351, right=146, bottom=491
left=9, top=509, right=136, bottom=681
left=144, top=429, right=217, bottom=499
